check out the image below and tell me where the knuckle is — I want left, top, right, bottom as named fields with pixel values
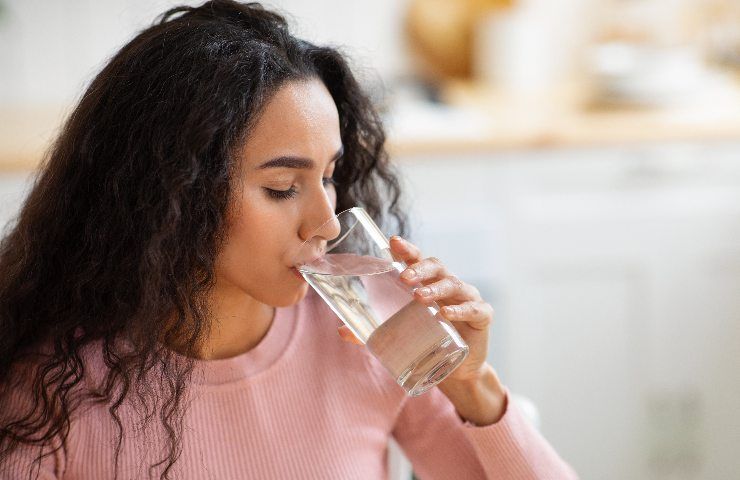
left=407, top=262, right=423, bottom=275
left=449, top=276, right=465, bottom=290
left=417, top=260, right=435, bottom=276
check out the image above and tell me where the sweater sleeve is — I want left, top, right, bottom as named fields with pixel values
left=391, top=384, right=579, bottom=479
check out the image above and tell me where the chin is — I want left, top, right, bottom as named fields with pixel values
left=269, top=281, right=310, bottom=308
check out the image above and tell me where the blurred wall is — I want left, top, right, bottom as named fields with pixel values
left=0, top=0, right=408, bottom=107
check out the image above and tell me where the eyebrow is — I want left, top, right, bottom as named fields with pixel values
left=256, top=145, right=344, bottom=170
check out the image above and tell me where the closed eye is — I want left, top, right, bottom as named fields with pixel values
left=264, top=186, right=298, bottom=200
left=264, top=177, right=339, bottom=201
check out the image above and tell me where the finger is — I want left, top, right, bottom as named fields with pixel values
left=338, top=325, right=363, bottom=345
left=412, top=275, right=481, bottom=305
left=400, top=256, right=450, bottom=285
left=389, top=236, right=423, bottom=265
left=440, top=300, right=494, bottom=330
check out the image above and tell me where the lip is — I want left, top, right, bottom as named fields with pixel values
left=294, top=254, right=323, bottom=267
left=291, top=267, right=304, bottom=280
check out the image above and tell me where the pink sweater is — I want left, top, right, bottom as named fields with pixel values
left=2, top=289, right=578, bottom=479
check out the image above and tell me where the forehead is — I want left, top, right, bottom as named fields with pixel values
left=240, top=79, right=341, bottom=169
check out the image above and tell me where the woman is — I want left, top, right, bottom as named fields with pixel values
left=0, top=1, right=578, bottom=478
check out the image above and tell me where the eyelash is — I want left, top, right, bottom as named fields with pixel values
left=265, top=177, right=339, bottom=201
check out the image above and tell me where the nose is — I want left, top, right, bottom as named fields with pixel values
left=298, top=187, right=341, bottom=248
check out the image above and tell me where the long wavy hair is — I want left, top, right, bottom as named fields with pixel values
left=0, top=1, right=409, bottom=478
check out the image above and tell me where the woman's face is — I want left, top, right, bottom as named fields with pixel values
left=215, top=78, right=343, bottom=307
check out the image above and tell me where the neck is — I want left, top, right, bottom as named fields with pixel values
left=199, top=280, right=275, bottom=360
left=164, top=280, right=276, bottom=361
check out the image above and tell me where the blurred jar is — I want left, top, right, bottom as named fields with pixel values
left=701, top=0, right=740, bottom=73
left=473, top=0, right=596, bottom=93
left=404, top=0, right=513, bottom=83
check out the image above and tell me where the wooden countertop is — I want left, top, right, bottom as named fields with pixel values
left=4, top=79, right=740, bottom=171
left=0, top=104, right=71, bottom=172
left=386, top=79, right=740, bottom=157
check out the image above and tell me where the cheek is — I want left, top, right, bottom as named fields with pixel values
left=216, top=196, right=299, bottom=287
left=213, top=188, right=330, bottom=302
left=232, top=213, right=279, bottom=262
left=216, top=206, right=274, bottom=276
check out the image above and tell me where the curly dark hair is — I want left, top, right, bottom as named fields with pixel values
left=0, top=1, right=409, bottom=478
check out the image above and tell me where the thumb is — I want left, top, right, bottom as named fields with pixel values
left=338, top=325, right=363, bottom=345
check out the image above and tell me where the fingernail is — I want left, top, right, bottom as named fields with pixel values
left=401, top=269, right=416, bottom=280
left=417, top=287, right=431, bottom=297
left=392, top=236, right=407, bottom=247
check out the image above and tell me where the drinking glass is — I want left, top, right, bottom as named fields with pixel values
left=293, top=207, right=469, bottom=396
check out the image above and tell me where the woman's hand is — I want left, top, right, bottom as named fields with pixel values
left=337, top=235, right=494, bottom=383
left=337, top=236, right=507, bottom=424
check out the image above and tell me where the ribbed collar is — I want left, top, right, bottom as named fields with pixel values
left=184, top=302, right=298, bottom=386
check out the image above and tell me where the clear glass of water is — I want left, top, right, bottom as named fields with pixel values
left=293, top=206, right=469, bottom=396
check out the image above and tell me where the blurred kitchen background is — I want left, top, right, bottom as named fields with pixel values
left=2, top=0, right=740, bottom=479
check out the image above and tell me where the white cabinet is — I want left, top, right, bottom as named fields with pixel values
left=397, top=141, right=740, bottom=480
